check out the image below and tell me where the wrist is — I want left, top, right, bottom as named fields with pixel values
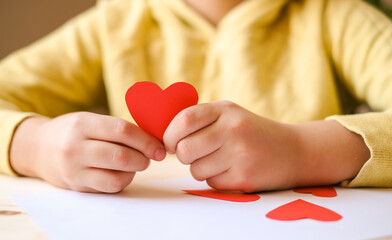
left=291, top=120, right=370, bottom=187
left=10, top=117, right=49, bottom=178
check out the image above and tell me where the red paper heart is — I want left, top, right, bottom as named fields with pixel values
left=293, top=187, right=337, bottom=198
left=266, top=199, right=342, bottom=221
left=125, top=82, right=198, bottom=141
left=183, top=189, right=260, bottom=202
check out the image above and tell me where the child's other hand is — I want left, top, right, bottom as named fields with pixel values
left=163, top=101, right=301, bottom=193
left=10, top=112, right=166, bottom=193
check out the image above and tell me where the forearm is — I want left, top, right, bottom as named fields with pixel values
left=293, top=120, right=370, bottom=187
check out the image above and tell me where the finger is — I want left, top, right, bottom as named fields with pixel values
left=69, top=185, right=99, bottom=193
left=50, top=178, right=99, bottom=193
left=205, top=171, right=240, bottom=192
left=78, top=168, right=136, bottom=193
left=163, top=102, right=221, bottom=153
left=79, top=113, right=166, bottom=161
left=189, top=146, right=231, bottom=181
left=80, top=140, right=150, bottom=172
left=206, top=170, right=260, bottom=193
left=175, top=122, right=224, bottom=164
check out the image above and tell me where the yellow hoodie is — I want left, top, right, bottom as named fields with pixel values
left=0, top=0, right=391, bottom=187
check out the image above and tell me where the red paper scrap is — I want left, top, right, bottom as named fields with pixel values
left=266, top=199, right=342, bottom=222
left=183, top=189, right=260, bottom=203
left=293, top=187, right=337, bottom=198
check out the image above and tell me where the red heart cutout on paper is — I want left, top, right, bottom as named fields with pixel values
left=125, top=82, right=199, bottom=141
left=183, top=189, right=260, bottom=202
left=266, top=199, right=342, bottom=222
left=293, top=187, right=337, bottom=198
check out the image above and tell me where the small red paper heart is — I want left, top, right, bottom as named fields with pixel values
left=266, top=199, right=342, bottom=222
left=125, top=82, right=198, bottom=141
left=293, top=187, right=337, bottom=198
left=183, top=189, right=260, bottom=202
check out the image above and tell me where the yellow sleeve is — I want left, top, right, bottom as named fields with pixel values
left=325, top=0, right=392, bottom=187
left=0, top=5, right=105, bottom=175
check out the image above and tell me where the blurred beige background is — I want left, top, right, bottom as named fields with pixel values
left=0, top=0, right=96, bottom=60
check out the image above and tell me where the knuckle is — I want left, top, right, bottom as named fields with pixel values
left=139, top=158, right=150, bottom=171
left=218, top=101, right=251, bottom=136
left=206, top=178, right=224, bottom=191
left=106, top=175, right=126, bottom=193
left=57, top=140, right=76, bottom=160
left=176, top=109, right=195, bottom=129
left=228, top=117, right=251, bottom=137
left=114, top=120, right=132, bottom=138
left=233, top=172, right=256, bottom=193
left=220, top=100, right=237, bottom=108
left=134, top=156, right=150, bottom=171
left=190, top=163, right=205, bottom=181
left=176, top=140, right=193, bottom=164
left=142, top=138, right=159, bottom=159
left=112, top=148, right=129, bottom=169
left=67, top=113, right=86, bottom=130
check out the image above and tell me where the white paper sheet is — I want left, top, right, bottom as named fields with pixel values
left=12, top=178, right=392, bottom=240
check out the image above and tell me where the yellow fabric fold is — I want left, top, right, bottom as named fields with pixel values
left=328, top=111, right=392, bottom=187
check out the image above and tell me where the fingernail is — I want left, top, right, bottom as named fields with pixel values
left=154, top=148, right=166, bottom=161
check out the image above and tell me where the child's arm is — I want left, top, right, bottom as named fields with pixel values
left=0, top=6, right=104, bottom=177
left=10, top=112, right=165, bottom=193
left=322, top=0, right=392, bottom=187
left=163, top=0, right=392, bottom=192
left=0, top=3, right=166, bottom=193
left=163, top=101, right=370, bottom=192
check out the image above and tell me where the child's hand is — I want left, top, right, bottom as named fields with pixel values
left=10, top=112, right=166, bottom=193
left=163, top=101, right=302, bottom=192
left=164, top=101, right=370, bottom=193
